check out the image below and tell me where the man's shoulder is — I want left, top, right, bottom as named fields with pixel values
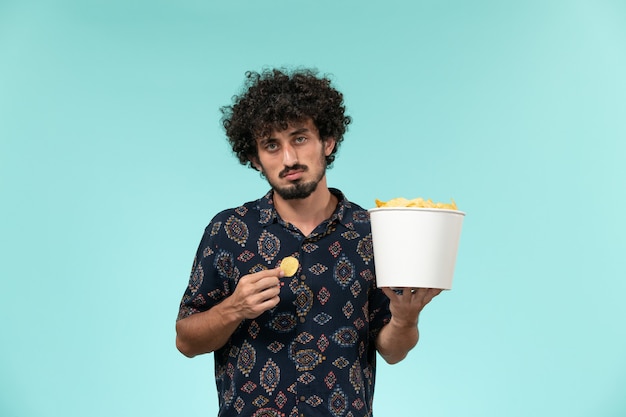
left=209, top=197, right=264, bottom=224
left=332, top=188, right=366, bottom=210
left=334, top=190, right=372, bottom=230
left=344, top=199, right=368, bottom=213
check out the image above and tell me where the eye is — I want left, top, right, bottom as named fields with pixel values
left=294, top=136, right=307, bottom=144
left=264, top=142, right=279, bottom=152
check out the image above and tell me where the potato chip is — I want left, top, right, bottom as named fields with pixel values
left=375, top=197, right=410, bottom=207
left=280, top=256, right=299, bottom=277
left=376, top=197, right=458, bottom=210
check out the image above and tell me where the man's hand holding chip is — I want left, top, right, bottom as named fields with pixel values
left=229, top=256, right=298, bottom=321
left=175, top=267, right=283, bottom=357
left=229, top=268, right=284, bottom=320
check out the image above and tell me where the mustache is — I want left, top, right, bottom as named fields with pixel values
left=279, top=164, right=308, bottom=178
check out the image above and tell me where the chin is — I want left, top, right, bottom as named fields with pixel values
left=275, top=181, right=318, bottom=200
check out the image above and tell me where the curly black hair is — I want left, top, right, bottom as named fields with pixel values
left=220, top=68, right=352, bottom=169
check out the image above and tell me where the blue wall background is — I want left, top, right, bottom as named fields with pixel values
left=1, top=0, right=625, bottom=416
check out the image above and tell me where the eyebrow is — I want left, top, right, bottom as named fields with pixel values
left=288, top=127, right=310, bottom=137
left=259, top=127, right=311, bottom=144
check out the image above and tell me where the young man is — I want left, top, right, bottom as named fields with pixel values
left=176, top=68, right=441, bottom=417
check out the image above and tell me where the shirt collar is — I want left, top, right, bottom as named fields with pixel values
left=257, top=188, right=354, bottom=229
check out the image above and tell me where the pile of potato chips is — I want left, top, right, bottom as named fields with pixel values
left=375, top=197, right=458, bottom=210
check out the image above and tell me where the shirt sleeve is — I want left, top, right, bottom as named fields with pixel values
left=368, top=285, right=392, bottom=342
left=176, top=219, right=233, bottom=321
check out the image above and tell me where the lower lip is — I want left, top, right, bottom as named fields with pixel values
left=284, top=172, right=303, bottom=181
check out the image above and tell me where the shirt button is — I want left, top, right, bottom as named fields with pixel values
left=300, top=396, right=306, bottom=402
left=300, top=274, right=306, bottom=281
left=299, top=317, right=306, bottom=323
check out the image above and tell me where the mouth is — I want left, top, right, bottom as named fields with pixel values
left=282, top=170, right=304, bottom=181
left=280, top=165, right=307, bottom=181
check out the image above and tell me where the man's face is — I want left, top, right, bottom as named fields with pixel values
left=253, top=119, right=335, bottom=200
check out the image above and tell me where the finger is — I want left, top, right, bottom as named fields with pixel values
left=257, top=294, right=280, bottom=312
left=257, top=284, right=281, bottom=301
left=424, top=288, right=443, bottom=303
left=403, top=287, right=418, bottom=297
left=236, top=277, right=280, bottom=302
left=415, top=288, right=442, bottom=305
left=246, top=293, right=281, bottom=319
left=239, top=269, right=283, bottom=288
left=430, top=288, right=443, bottom=297
left=381, top=287, right=400, bottom=302
left=422, top=288, right=442, bottom=298
left=256, top=267, right=284, bottom=279
left=246, top=282, right=280, bottom=306
left=255, top=276, right=281, bottom=292
left=388, top=287, right=412, bottom=296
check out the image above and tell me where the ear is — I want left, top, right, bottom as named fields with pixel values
left=249, top=156, right=262, bottom=171
left=323, top=137, right=336, bottom=156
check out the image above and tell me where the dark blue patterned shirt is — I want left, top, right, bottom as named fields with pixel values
left=177, top=189, right=391, bottom=417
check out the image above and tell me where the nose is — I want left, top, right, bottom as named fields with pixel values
left=282, top=143, right=298, bottom=166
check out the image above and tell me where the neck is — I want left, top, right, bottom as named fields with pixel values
left=273, top=179, right=337, bottom=236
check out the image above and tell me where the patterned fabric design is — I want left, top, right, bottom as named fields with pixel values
left=349, top=361, right=365, bottom=394
left=189, top=262, right=203, bottom=293
left=251, top=408, right=284, bottom=417
left=290, top=348, right=325, bottom=372
left=356, top=235, right=373, bottom=265
left=334, top=254, right=355, bottom=289
left=214, top=249, right=239, bottom=281
left=225, top=215, right=249, bottom=247
left=177, top=189, right=391, bottom=417
left=258, top=230, right=280, bottom=264
left=328, top=386, right=348, bottom=417
left=210, top=221, right=221, bottom=236
left=314, top=313, right=332, bottom=325
left=237, top=341, right=257, bottom=377
left=293, top=283, right=314, bottom=319
left=268, top=312, right=297, bottom=333
left=249, top=321, right=260, bottom=339
left=260, top=359, right=280, bottom=395
left=331, top=327, right=359, bottom=347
